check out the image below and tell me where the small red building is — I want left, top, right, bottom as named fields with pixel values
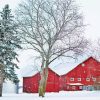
left=23, top=68, right=59, bottom=93
left=60, top=57, right=100, bottom=91
left=23, top=73, right=40, bottom=93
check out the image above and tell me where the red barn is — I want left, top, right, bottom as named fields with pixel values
left=60, top=57, right=100, bottom=91
left=23, top=68, right=59, bottom=93
left=23, top=56, right=100, bottom=92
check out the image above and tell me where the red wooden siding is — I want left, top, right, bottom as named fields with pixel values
left=23, top=73, right=40, bottom=93
left=46, top=68, right=59, bottom=92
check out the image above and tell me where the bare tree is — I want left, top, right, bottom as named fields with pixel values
left=90, top=39, right=100, bottom=60
left=16, top=0, right=88, bottom=97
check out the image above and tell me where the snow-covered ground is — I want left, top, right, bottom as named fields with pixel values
left=0, top=91, right=100, bottom=100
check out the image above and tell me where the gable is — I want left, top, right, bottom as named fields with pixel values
left=65, top=57, right=100, bottom=77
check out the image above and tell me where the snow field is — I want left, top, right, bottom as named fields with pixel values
left=0, top=91, right=100, bottom=100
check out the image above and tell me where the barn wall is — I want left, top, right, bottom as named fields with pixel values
left=66, top=57, right=100, bottom=85
left=46, top=68, right=59, bottom=92
left=23, top=73, right=40, bottom=93
left=61, top=57, right=100, bottom=91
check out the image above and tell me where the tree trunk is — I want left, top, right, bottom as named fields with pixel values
left=0, top=76, right=3, bottom=97
left=0, top=64, right=4, bottom=97
left=0, top=84, right=3, bottom=97
left=38, top=67, right=48, bottom=97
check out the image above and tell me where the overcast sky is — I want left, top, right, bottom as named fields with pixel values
left=0, top=0, right=100, bottom=41
left=0, top=0, right=100, bottom=71
left=77, top=0, right=100, bottom=41
left=0, top=1, right=99, bottom=49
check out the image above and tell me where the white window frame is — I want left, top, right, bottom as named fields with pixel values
left=86, top=78, right=90, bottom=81
left=78, top=78, right=81, bottom=81
left=70, top=78, right=74, bottom=81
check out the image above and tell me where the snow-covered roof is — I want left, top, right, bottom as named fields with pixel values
left=20, top=55, right=94, bottom=77
left=20, top=65, right=40, bottom=77
left=49, top=55, right=92, bottom=75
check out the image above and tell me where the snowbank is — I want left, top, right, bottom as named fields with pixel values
left=0, top=91, right=100, bottom=100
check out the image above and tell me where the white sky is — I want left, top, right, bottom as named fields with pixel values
left=0, top=0, right=20, bottom=11
left=76, top=0, right=100, bottom=41
left=0, top=0, right=100, bottom=41
left=0, top=0, right=100, bottom=73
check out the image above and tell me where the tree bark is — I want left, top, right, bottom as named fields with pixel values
left=0, top=76, right=4, bottom=97
left=0, top=64, right=4, bottom=97
left=38, top=67, right=48, bottom=97
left=0, top=83, right=3, bottom=97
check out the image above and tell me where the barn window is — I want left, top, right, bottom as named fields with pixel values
left=82, top=63, right=85, bottom=67
left=79, top=86, right=83, bottom=89
left=78, top=78, right=81, bottom=81
left=86, top=78, right=90, bottom=81
left=92, top=78, right=96, bottom=81
left=70, top=78, right=74, bottom=81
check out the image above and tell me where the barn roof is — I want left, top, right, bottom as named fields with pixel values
left=20, top=56, right=98, bottom=77
left=20, top=64, right=60, bottom=77
left=51, top=56, right=100, bottom=75
left=20, top=65, right=39, bottom=77
left=49, top=56, right=95, bottom=75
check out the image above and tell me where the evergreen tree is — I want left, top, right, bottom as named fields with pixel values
left=0, top=4, right=21, bottom=96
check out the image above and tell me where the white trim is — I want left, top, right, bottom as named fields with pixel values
left=67, top=83, right=83, bottom=85
left=78, top=78, right=81, bottom=81
left=70, top=78, right=74, bottom=81
left=86, top=78, right=90, bottom=81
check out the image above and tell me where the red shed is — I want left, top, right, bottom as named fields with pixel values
left=60, top=57, right=100, bottom=91
left=23, top=68, right=59, bottom=93
left=23, top=73, right=40, bottom=93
